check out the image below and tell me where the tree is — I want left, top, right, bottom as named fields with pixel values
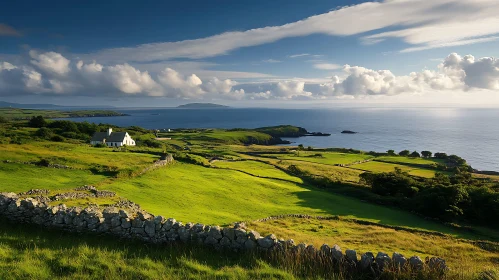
left=434, top=152, right=448, bottom=159
left=307, top=146, right=313, bottom=151
left=421, top=150, right=432, bottom=158
left=48, top=120, right=79, bottom=133
left=398, top=150, right=410, bottom=156
left=387, top=150, right=395, bottom=156
left=35, top=127, right=53, bottom=139
left=297, top=144, right=305, bottom=151
left=28, top=116, right=47, bottom=128
left=409, top=151, right=421, bottom=158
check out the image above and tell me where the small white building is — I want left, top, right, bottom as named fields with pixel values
left=90, top=128, right=136, bottom=147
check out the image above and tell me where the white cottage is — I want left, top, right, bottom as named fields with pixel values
left=90, top=128, right=136, bottom=147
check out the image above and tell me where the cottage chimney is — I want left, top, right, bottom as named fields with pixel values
left=107, top=128, right=112, bottom=136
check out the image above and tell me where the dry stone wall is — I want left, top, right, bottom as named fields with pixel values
left=0, top=191, right=448, bottom=273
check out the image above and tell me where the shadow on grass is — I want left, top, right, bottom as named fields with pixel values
left=0, top=219, right=262, bottom=275
left=288, top=181, right=499, bottom=241
left=89, top=167, right=120, bottom=177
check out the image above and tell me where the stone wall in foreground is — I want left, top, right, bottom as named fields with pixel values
left=0, top=192, right=447, bottom=272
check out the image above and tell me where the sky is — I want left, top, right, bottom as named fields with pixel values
left=1, top=0, right=499, bottom=108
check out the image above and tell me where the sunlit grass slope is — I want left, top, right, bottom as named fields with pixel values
left=0, top=222, right=296, bottom=280
left=249, top=217, right=499, bottom=280
left=104, top=163, right=475, bottom=238
left=0, top=163, right=107, bottom=192
left=261, top=152, right=373, bottom=166
left=211, top=160, right=303, bottom=183
left=0, top=142, right=157, bottom=170
left=349, top=161, right=437, bottom=178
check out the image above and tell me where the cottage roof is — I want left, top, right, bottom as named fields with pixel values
left=91, top=131, right=127, bottom=142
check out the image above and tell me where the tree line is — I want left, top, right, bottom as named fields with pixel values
left=360, top=168, right=499, bottom=228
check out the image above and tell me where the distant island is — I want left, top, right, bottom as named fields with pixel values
left=176, top=103, right=230, bottom=109
left=341, top=130, right=358, bottom=134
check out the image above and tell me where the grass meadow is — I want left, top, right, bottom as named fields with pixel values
left=104, top=162, right=479, bottom=239
left=348, top=161, right=438, bottom=178
left=211, top=160, right=304, bottom=183
left=259, top=152, right=374, bottom=166
left=1, top=133, right=498, bottom=279
left=249, top=217, right=499, bottom=279
left=0, top=221, right=298, bottom=280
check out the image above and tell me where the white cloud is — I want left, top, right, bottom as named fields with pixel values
left=2, top=51, right=499, bottom=102
left=77, top=60, right=103, bottom=73
left=83, top=0, right=499, bottom=62
left=400, top=36, right=499, bottom=53
left=106, top=64, right=162, bottom=96
left=321, top=52, right=499, bottom=96
left=0, top=62, right=16, bottom=71
left=30, top=51, right=70, bottom=75
left=262, top=59, right=281, bottom=63
left=314, top=63, right=341, bottom=70
left=289, top=53, right=310, bottom=58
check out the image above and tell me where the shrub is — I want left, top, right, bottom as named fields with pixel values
left=421, top=150, right=432, bottom=158
left=35, top=127, right=53, bottom=139
left=434, top=152, right=448, bottom=159
left=37, top=158, right=50, bottom=167
left=61, top=131, right=90, bottom=141
left=50, top=135, right=65, bottom=142
left=139, top=139, right=163, bottom=148
left=398, top=150, right=410, bottom=156
left=93, top=143, right=107, bottom=148
left=28, top=116, right=47, bottom=128
left=409, top=151, right=421, bottom=158
left=0, top=116, right=7, bottom=123
left=48, top=120, right=79, bottom=133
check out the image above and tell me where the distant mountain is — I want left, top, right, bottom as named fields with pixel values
left=0, top=101, right=64, bottom=109
left=0, top=101, right=114, bottom=109
left=176, top=103, right=230, bottom=109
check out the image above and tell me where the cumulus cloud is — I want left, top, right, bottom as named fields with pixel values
left=1, top=51, right=498, bottom=101
left=107, top=64, right=162, bottom=96
left=84, top=0, right=499, bottom=63
left=314, top=63, right=341, bottom=70
left=320, top=53, right=499, bottom=96
left=30, top=50, right=70, bottom=75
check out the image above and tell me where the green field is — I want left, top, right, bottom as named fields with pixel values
left=259, top=152, right=373, bottom=165
left=0, top=163, right=108, bottom=192
left=0, top=222, right=297, bottom=280
left=103, top=163, right=478, bottom=239
left=348, top=161, right=438, bottom=178
left=159, top=129, right=273, bottom=145
left=2, top=119, right=498, bottom=279
left=250, top=217, right=499, bottom=279
left=375, top=156, right=443, bottom=166
left=211, top=160, right=303, bottom=183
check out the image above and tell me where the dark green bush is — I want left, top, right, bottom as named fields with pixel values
left=28, top=116, right=47, bottom=128
left=35, top=127, right=53, bottom=139
left=50, top=135, right=65, bottom=142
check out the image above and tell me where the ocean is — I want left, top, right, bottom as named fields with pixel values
left=61, top=107, right=499, bottom=172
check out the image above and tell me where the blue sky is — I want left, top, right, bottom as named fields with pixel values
left=1, top=0, right=499, bottom=107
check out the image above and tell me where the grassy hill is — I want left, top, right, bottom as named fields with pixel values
left=1, top=118, right=498, bottom=279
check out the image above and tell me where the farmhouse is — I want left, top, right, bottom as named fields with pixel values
left=90, top=128, right=136, bottom=147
